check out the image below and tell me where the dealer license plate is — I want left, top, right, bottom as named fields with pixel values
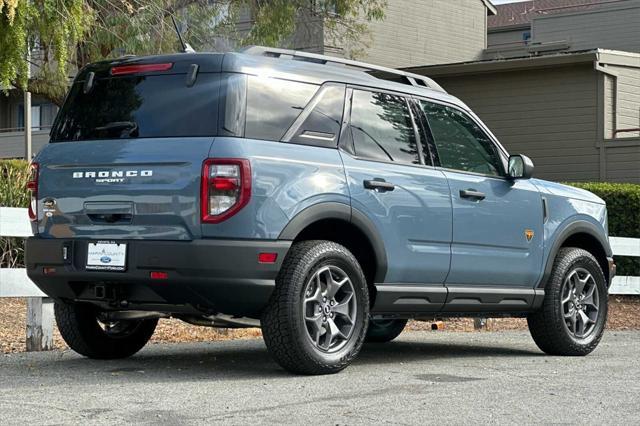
left=86, top=241, right=127, bottom=271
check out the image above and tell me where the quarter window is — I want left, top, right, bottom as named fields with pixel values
left=289, top=85, right=345, bottom=147
left=350, top=90, right=419, bottom=164
left=245, top=76, right=317, bottom=142
left=421, top=101, right=503, bottom=176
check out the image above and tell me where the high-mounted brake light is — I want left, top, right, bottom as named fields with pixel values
left=201, top=159, right=251, bottom=224
left=27, top=162, right=39, bottom=222
left=110, top=63, right=173, bottom=76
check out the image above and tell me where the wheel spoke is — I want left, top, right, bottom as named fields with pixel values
left=304, top=286, right=323, bottom=304
left=333, top=293, right=354, bottom=323
left=569, top=311, right=577, bottom=335
left=582, top=285, right=598, bottom=310
left=305, top=312, right=324, bottom=332
left=578, top=310, right=592, bottom=327
left=575, top=273, right=591, bottom=296
left=326, top=276, right=349, bottom=300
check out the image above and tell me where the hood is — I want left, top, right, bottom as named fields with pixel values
left=531, top=179, right=605, bottom=205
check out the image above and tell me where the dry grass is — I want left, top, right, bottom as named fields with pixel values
left=1, top=296, right=638, bottom=353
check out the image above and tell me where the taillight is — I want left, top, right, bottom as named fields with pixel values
left=27, top=162, right=39, bottom=222
left=110, top=63, right=173, bottom=76
left=201, top=159, right=251, bottom=224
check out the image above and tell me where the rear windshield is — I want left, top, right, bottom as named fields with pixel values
left=50, top=73, right=221, bottom=142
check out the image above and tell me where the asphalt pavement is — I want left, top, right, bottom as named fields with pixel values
left=1, top=330, right=638, bottom=425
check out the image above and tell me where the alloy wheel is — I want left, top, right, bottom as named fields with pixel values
left=303, top=265, right=357, bottom=353
left=561, top=267, right=600, bottom=339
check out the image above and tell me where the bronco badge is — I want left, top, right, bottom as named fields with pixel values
left=525, top=229, right=535, bottom=242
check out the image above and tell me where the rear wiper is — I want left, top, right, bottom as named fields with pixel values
left=94, top=121, right=139, bottom=137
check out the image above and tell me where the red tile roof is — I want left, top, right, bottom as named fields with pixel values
left=488, top=0, right=618, bottom=28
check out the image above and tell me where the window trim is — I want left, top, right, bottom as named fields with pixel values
left=281, top=82, right=346, bottom=148
left=415, top=96, right=510, bottom=180
left=339, top=85, right=427, bottom=167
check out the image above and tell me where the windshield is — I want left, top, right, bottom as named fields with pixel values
left=50, top=73, right=221, bottom=142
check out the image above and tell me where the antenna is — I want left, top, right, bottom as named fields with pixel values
left=171, top=15, right=195, bottom=53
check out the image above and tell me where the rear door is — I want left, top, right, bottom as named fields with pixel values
left=340, top=88, right=452, bottom=313
left=36, top=60, right=223, bottom=240
left=417, top=100, right=544, bottom=288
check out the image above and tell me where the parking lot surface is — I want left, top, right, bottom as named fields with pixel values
left=1, top=331, right=638, bottom=424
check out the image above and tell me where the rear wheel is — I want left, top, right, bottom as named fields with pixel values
left=528, top=248, right=608, bottom=356
left=55, top=302, right=158, bottom=359
left=365, top=319, right=408, bottom=343
left=261, top=240, right=369, bottom=375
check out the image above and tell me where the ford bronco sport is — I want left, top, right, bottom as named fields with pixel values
left=26, top=47, right=616, bottom=375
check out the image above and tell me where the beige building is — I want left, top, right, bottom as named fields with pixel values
left=406, top=0, right=640, bottom=184
left=406, top=50, right=640, bottom=183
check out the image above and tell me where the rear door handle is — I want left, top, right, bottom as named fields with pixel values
left=459, top=189, right=486, bottom=200
left=363, top=179, right=395, bottom=192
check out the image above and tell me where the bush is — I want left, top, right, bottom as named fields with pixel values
left=567, top=182, right=640, bottom=277
left=0, top=159, right=30, bottom=267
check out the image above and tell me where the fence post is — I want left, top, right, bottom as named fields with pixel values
left=26, top=297, right=54, bottom=351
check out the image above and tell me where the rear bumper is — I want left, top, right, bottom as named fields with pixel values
left=26, top=237, right=291, bottom=317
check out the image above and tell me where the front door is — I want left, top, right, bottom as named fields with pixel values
left=340, top=88, right=452, bottom=312
left=419, top=100, right=544, bottom=288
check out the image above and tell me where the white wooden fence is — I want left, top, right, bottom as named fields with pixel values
left=1, top=207, right=639, bottom=350
left=0, top=207, right=52, bottom=351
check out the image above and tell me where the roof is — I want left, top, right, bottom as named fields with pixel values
left=402, top=49, right=640, bottom=77
left=79, top=50, right=462, bottom=105
left=488, top=0, right=615, bottom=29
left=481, top=0, right=498, bottom=15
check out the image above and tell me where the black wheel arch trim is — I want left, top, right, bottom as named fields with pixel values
left=278, top=202, right=388, bottom=283
left=537, top=220, right=613, bottom=288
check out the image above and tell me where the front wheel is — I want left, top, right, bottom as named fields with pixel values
left=55, top=302, right=158, bottom=359
left=528, top=248, right=608, bottom=356
left=261, top=240, right=369, bottom=375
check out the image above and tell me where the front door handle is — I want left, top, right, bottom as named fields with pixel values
left=459, top=189, right=486, bottom=200
left=364, top=179, right=395, bottom=192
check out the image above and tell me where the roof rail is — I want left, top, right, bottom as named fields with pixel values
left=241, top=46, right=446, bottom=93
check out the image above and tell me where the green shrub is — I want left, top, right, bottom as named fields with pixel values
left=0, top=159, right=30, bottom=208
left=1, top=159, right=30, bottom=267
left=567, top=182, right=640, bottom=277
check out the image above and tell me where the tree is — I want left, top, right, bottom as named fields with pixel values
left=0, top=0, right=386, bottom=105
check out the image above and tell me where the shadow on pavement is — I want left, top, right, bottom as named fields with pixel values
left=3, top=335, right=542, bottom=385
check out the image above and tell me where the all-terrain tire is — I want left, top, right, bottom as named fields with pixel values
left=261, top=240, right=369, bottom=375
left=55, top=302, right=158, bottom=359
left=527, top=248, right=608, bottom=356
left=365, top=319, right=408, bottom=343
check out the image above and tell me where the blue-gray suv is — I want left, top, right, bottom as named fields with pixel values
left=26, top=47, right=616, bottom=374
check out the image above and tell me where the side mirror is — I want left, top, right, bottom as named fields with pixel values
left=508, top=154, right=534, bottom=179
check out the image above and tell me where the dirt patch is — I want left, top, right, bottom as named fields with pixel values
left=1, top=296, right=638, bottom=353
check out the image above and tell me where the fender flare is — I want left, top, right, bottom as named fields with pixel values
left=538, top=219, right=612, bottom=288
left=279, top=202, right=388, bottom=283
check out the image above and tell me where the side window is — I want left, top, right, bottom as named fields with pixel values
left=245, top=76, right=318, bottom=141
left=350, top=90, right=420, bottom=164
left=289, top=85, right=345, bottom=147
left=421, top=101, right=503, bottom=176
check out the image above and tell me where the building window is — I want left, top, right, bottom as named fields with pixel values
left=17, top=103, right=58, bottom=131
